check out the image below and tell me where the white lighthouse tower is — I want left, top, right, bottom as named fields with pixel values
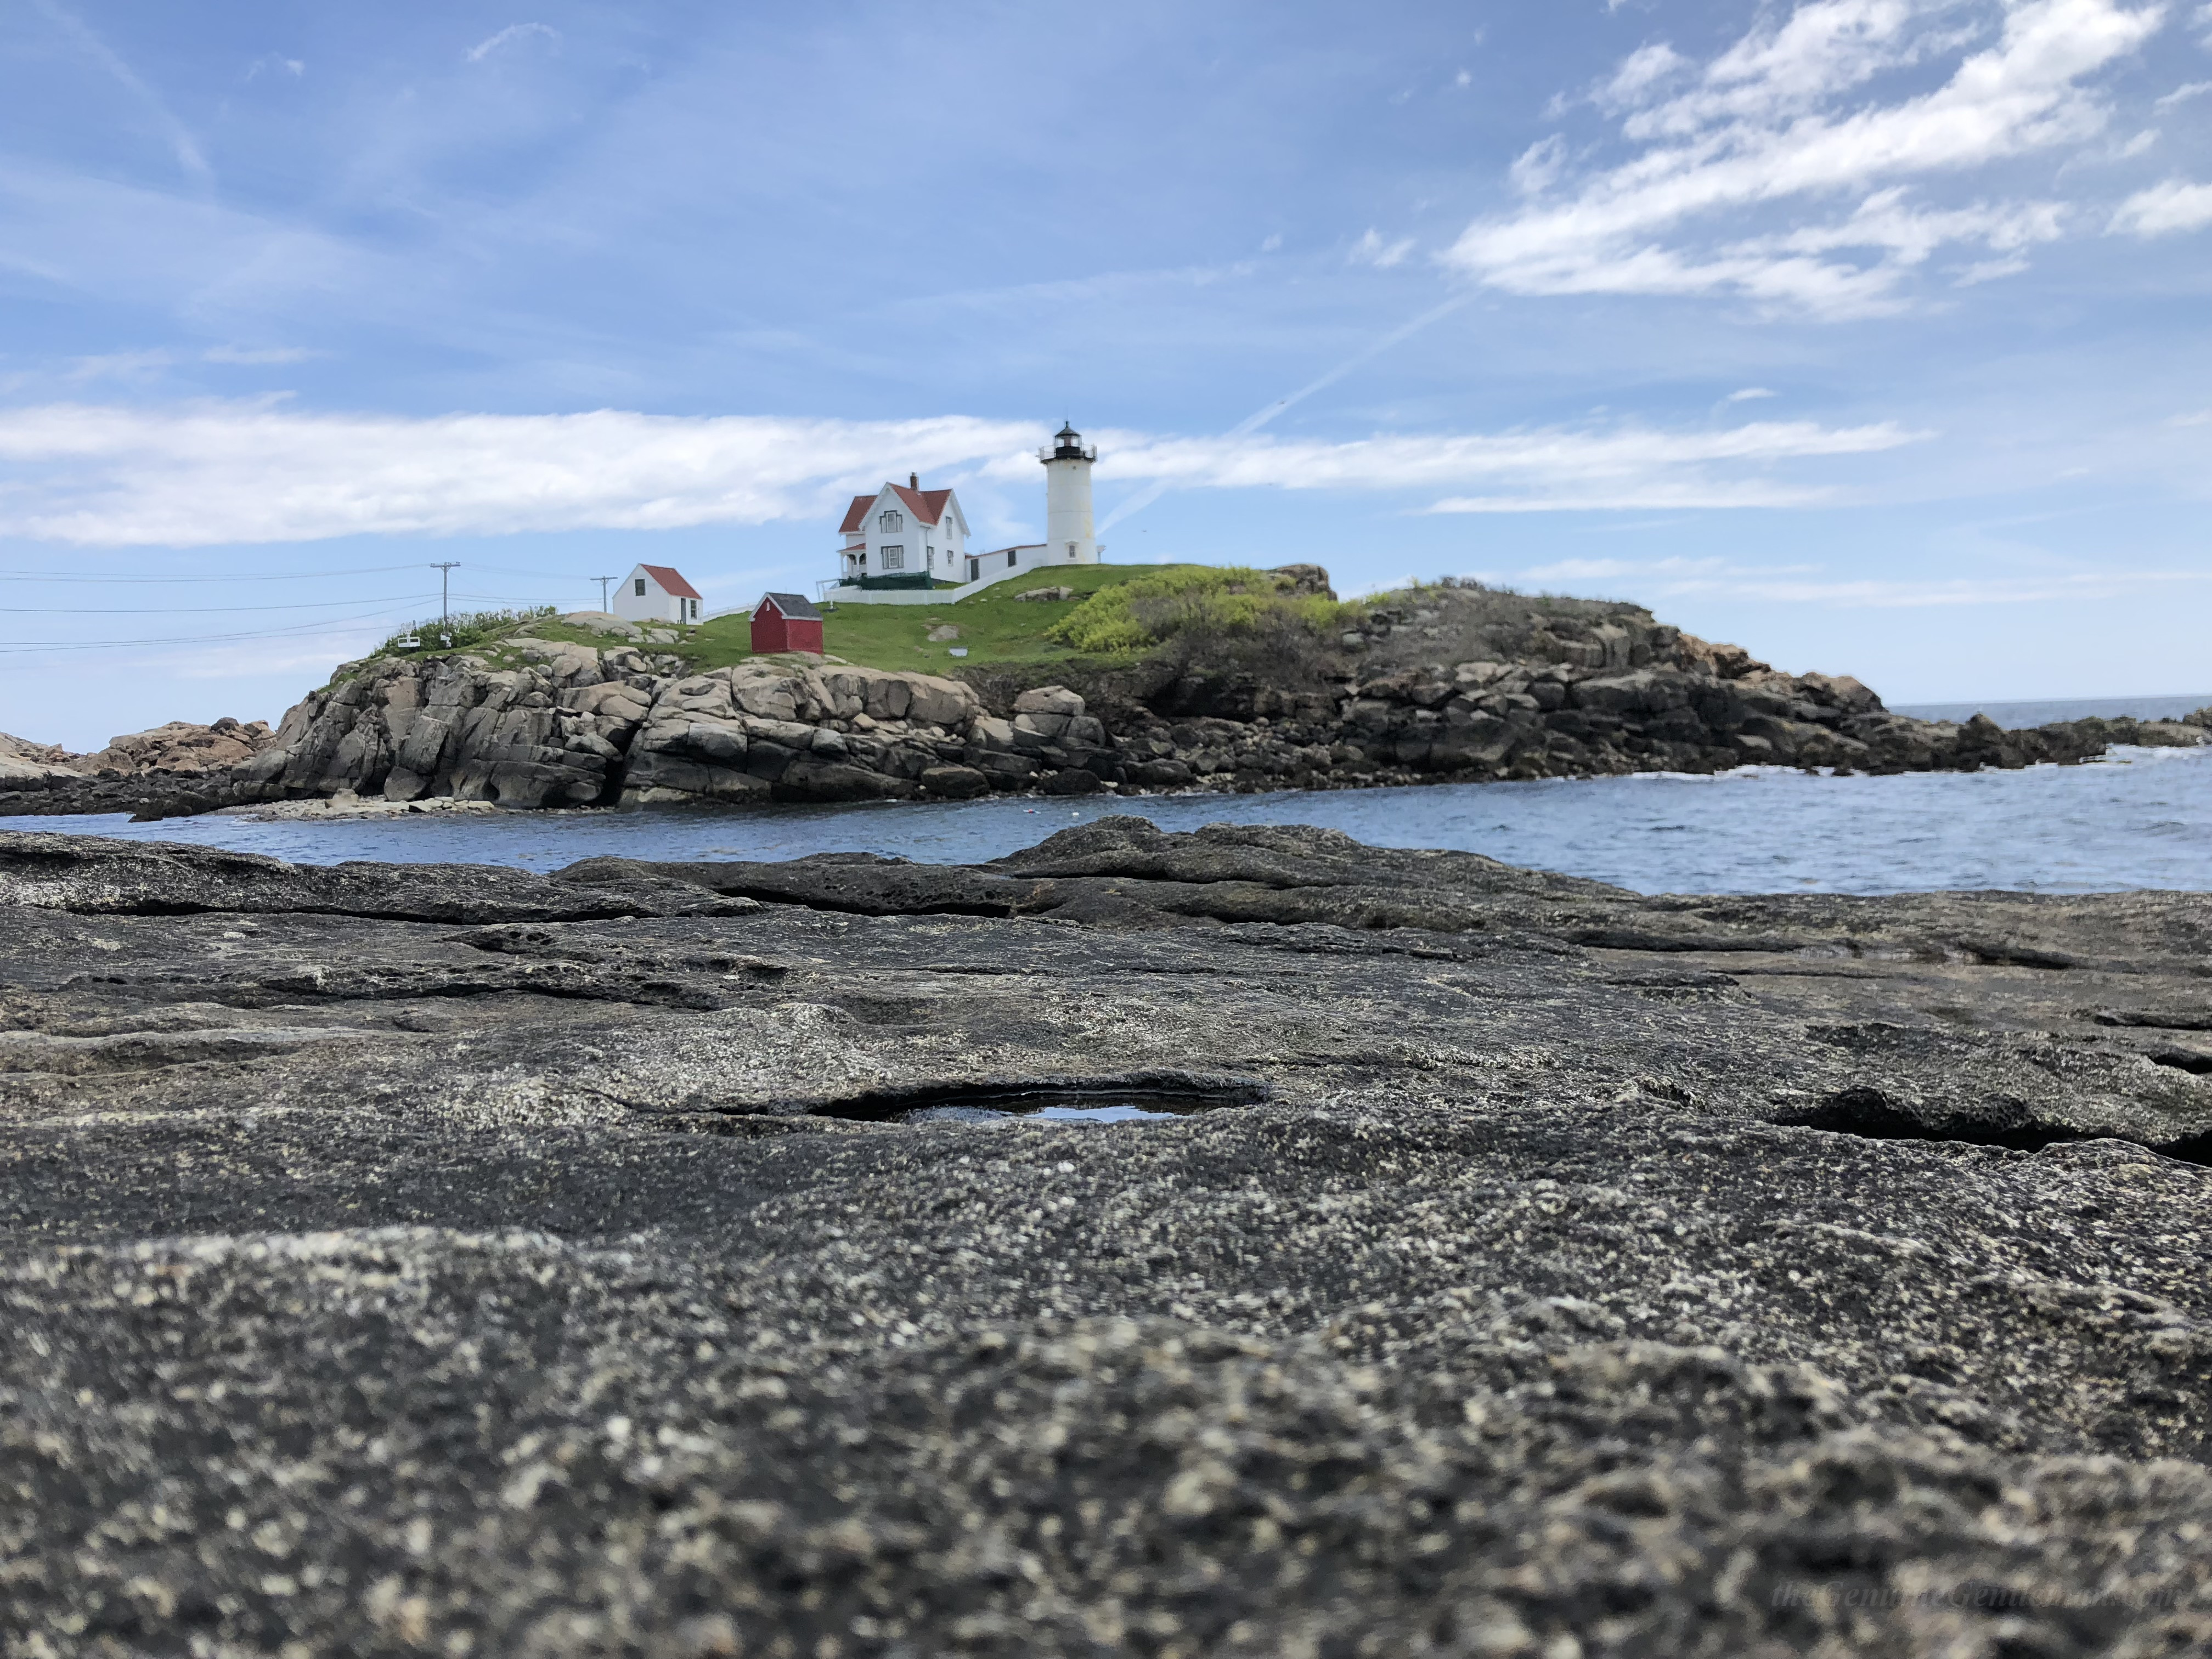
left=1039, top=422, right=1102, bottom=565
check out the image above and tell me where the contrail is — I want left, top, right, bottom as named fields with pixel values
left=1097, top=291, right=1475, bottom=534
left=31, top=0, right=213, bottom=190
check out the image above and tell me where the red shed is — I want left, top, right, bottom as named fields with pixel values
left=751, top=591, right=825, bottom=656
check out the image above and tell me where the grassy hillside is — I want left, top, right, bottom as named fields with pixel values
left=351, top=564, right=1297, bottom=681
left=685, top=565, right=1160, bottom=673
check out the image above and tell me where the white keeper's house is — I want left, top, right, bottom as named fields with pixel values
left=827, top=422, right=1105, bottom=606
left=837, top=475, right=972, bottom=590
left=613, top=563, right=703, bottom=625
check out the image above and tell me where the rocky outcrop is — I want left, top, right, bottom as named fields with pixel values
left=0, top=731, right=82, bottom=793
left=67, top=647, right=1116, bottom=815
left=0, top=719, right=279, bottom=816
left=8, top=819, right=2212, bottom=1655
left=208, top=647, right=1000, bottom=812
left=1108, top=588, right=2211, bottom=787
left=621, top=658, right=985, bottom=805
left=78, top=716, right=274, bottom=775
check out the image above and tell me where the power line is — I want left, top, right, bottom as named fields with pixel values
left=0, top=603, right=425, bottom=654
left=0, top=562, right=431, bottom=584
left=0, top=593, right=435, bottom=614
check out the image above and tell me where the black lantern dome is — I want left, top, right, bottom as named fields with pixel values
left=1044, top=422, right=1096, bottom=462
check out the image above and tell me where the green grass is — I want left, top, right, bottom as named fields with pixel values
left=1045, top=565, right=1353, bottom=654
left=345, top=565, right=1194, bottom=681
left=684, top=564, right=1165, bottom=673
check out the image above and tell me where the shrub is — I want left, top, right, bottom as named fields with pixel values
left=1046, top=566, right=1353, bottom=656
left=379, top=607, right=557, bottom=656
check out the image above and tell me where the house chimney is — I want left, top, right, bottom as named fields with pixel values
left=910, top=472, right=919, bottom=489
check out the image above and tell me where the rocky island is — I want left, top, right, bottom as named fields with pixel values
left=4, top=574, right=2205, bottom=821
left=5, top=816, right=2212, bottom=1654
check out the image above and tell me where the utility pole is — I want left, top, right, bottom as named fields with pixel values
left=430, top=562, right=459, bottom=627
left=592, top=574, right=616, bottom=612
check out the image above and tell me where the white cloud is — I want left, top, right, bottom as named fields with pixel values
left=1509, top=136, right=1570, bottom=196
left=0, top=405, right=1042, bottom=546
left=1725, top=386, right=1779, bottom=400
left=1949, top=251, right=2033, bottom=281
left=0, top=404, right=1923, bottom=545
left=2110, top=178, right=2212, bottom=233
left=1098, top=417, right=1920, bottom=512
left=465, top=22, right=560, bottom=63
left=1601, top=42, right=1690, bottom=108
left=1260, top=233, right=1283, bottom=252
left=2153, top=78, right=2212, bottom=105
left=1350, top=228, right=1417, bottom=267
left=1445, top=0, right=2168, bottom=315
left=1430, top=482, right=1842, bottom=512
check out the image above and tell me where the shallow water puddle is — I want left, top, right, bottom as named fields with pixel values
left=901, top=1094, right=1217, bottom=1126
left=814, top=1080, right=1267, bottom=1126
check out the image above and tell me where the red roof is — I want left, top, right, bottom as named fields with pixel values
left=637, top=563, right=701, bottom=601
left=838, top=483, right=956, bottom=533
left=890, top=483, right=953, bottom=527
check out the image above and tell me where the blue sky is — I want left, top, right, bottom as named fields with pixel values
left=2, top=0, right=2207, bottom=749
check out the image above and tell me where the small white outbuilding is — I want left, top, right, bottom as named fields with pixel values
left=612, top=564, right=703, bottom=625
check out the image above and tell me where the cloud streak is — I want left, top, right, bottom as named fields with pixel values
left=30, top=0, right=212, bottom=189
left=465, top=22, right=561, bottom=63
left=1444, top=0, right=2168, bottom=315
left=0, top=404, right=1923, bottom=546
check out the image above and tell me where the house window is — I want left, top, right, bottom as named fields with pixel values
left=688, top=599, right=698, bottom=619
left=882, top=545, right=905, bottom=570
left=880, top=510, right=902, bottom=532
left=1066, top=543, right=1077, bottom=559
left=1006, top=549, right=1017, bottom=568
left=634, top=578, right=646, bottom=596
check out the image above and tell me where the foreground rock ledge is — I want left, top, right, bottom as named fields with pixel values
left=4, top=819, right=2212, bottom=1657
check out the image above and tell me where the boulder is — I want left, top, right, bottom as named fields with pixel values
left=1269, top=563, right=1335, bottom=599
left=774, top=759, right=917, bottom=803
left=919, top=764, right=992, bottom=798
left=1037, top=767, right=1105, bottom=795
left=904, top=673, right=980, bottom=727
left=1013, top=585, right=1076, bottom=602
left=562, top=611, right=644, bottom=640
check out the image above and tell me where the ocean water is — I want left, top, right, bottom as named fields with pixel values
left=1892, top=693, right=2212, bottom=729
left=7, top=745, right=2208, bottom=896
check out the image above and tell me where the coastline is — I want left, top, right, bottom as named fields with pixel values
left=6, top=579, right=2208, bottom=825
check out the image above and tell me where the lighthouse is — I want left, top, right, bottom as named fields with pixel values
left=1040, top=422, right=1102, bottom=565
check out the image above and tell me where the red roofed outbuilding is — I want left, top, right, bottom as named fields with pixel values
left=752, top=591, right=825, bottom=656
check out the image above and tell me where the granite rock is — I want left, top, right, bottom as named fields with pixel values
left=4, top=820, right=2212, bottom=1654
